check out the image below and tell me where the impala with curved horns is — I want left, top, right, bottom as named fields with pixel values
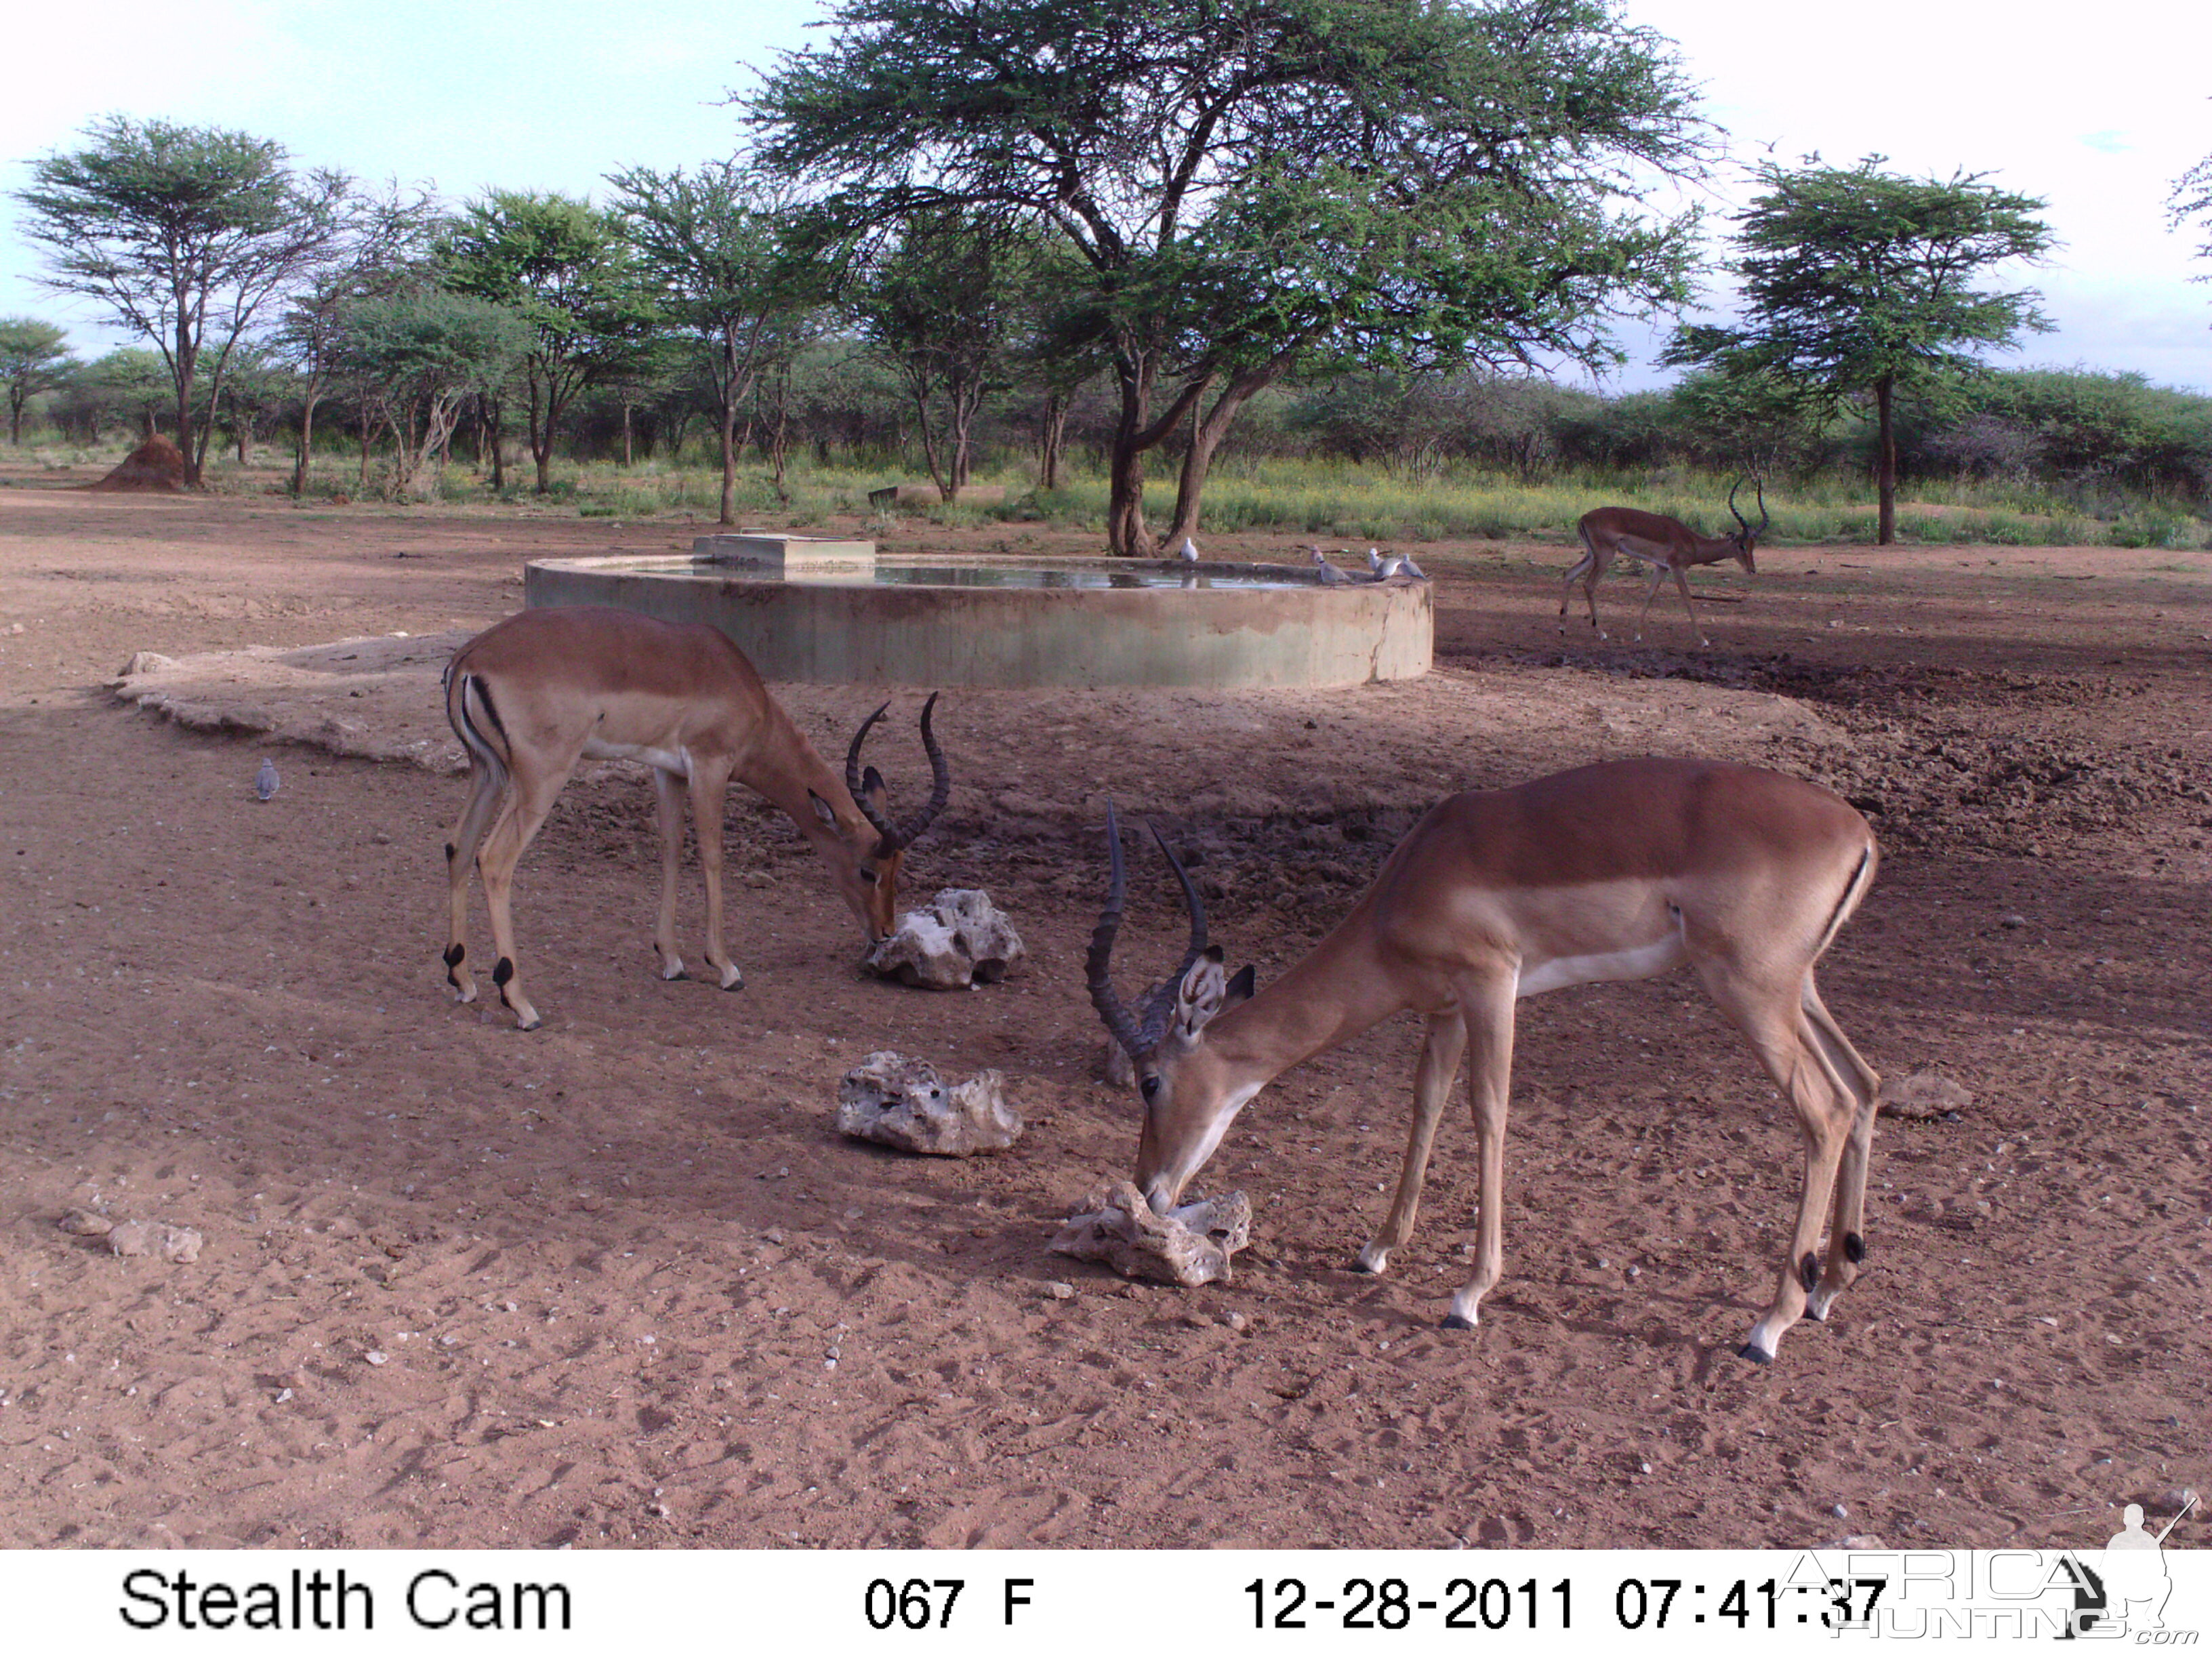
left=1089, top=758, right=1881, bottom=1364
left=441, top=605, right=950, bottom=1031
left=1562, top=477, right=1769, bottom=647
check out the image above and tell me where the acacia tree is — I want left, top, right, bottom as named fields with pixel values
left=335, top=290, right=531, bottom=499
left=274, top=184, right=441, bottom=495
left=14, top=117, right=351, bottom=485
left=607, top=163, right=821, bottom=523
left=439, top=191, right=657, bottom=493
left=750, top=0, right=1707, bottom=554
left=848, top=211, right=1042, bottom=499
left=0, top=319, right=78, bottom=445
left=1666, top=157, right=2054, bottom=544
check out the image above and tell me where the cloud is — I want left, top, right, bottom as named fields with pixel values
left=2078, top=131, right=2133, bottom=155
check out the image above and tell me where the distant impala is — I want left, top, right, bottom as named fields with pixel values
left=1561, top=478, right=1769, bottom=646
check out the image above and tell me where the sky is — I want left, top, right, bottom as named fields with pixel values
left=2, top=0, right=2208, bottom=393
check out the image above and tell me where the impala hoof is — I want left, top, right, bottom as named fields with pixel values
left=660, top=957, right=685, bottom=982
left=718, top=964, right=745, bottom=991
left=1737, top=1343, right=1774, bottom=1365
left=514, top=1016, right=542, bottom=1033
left=1441, top=1313, right=1477, bottom=1332
left=1352, top=1244, right=1389, bottom=1275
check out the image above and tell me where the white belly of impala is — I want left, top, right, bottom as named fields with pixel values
left=581, top=738, right=691, bottom=776
left=1515, top=934, right=1687, bottom=998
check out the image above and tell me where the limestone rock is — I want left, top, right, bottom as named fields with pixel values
left=106, top=1221, right=203, bottom=1263
left=1878, top=1070, right=1974, bottom=1120
left=1050, top=1181, right=1252, bottom=1288
left=836, top=1051, right=1023, bottom=1156
left=57, top=1207, right=114, bottom=1237
left=864, top=888, right=1025, bottom=991
left=115, top=651, right=176, bottom=681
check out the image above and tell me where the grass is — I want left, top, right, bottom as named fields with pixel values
left=13, top=435, right=2207, bottom=548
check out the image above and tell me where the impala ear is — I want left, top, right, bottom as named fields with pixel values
left=1174, top=945, right=1229, bottom=1036
left=861, top=764, right=888, bottom=806
left=808, top=788, right=838, bottom=828
left=1223, top=964, right=1256, bottom=1009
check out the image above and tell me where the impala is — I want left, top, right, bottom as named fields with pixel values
left=1088, top=757, right=1881, bottom=1364
left=1561, top=478, right=1769, bottom=646
left=441, top=605, right=949, bottom=1031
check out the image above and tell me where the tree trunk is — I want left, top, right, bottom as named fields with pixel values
left=1164, top=362, right=1288, bottom=548
left=1103, top=346, right=1214, bottom=556
left=293, top=377, right=323, bottom=497
left=487, top=398, right=506, bottom=493
left=1875, top=373, right=1897, bottom=546
left=718, top=394, right=738, bottom=526
left=621, top=402, right=633, bottom=468
left=7, top=393, right=22, bottom=445
left=1038, top=391, right=1069, bottom=492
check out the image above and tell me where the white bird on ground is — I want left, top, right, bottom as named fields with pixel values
left=255, top=758, right=280, bottom=801
left=1176, top=536, right=1200, bottom=562
left=1307, top=546, right=1350, bottom=585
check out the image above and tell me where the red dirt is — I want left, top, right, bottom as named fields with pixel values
left=0, top=472, right=2206, bottom=1551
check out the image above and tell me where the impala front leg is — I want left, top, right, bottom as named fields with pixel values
left=1356, top=1009, right=1468, bottom=1275
left=1442, top=972, right=1517, bottom=1330
left=689, top=762, right=743, bottom=991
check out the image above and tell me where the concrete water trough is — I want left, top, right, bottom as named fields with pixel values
left=523, top=534, right=1432, bottom=689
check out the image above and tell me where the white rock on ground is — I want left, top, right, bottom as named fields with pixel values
left=864, top=888, right=1025, bottom=991
left=836, top=1051, right=1023, bottom=1156
left=1050, top=1181, right=1252, bottom=1288
left=1877, top=1070, right=1974, bottom=1119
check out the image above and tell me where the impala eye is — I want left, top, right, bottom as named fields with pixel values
left=1140, top=1076, right=1160, bottom=1102
left=859, top=867, right=878, bottom=884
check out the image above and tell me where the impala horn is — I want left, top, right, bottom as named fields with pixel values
left=1088, top=802, right=1214, bottom=1059
left=845, top=693, right=951, bottom=853
left=1728, top=475, right=1770, bottom=541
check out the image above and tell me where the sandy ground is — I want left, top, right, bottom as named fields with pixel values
left=0, top=468, right=2207, bottom=1551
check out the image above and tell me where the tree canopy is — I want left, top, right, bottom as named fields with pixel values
left=607, top=163, right=823, bottom=522
left=749, top=0, right=1710, bottom=552
left=13, top=116, right=351, bottom=484
left=440, top=190, right=657, bottom=493
left=0, top=317, right=78, bottom=445
left=1666, top=155, right=2053, bottom=544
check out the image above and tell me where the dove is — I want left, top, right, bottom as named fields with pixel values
left=1307, top=546, right=1350, bottom=585
left=1176, top=536, right=1200, bottom=562
left=255, top=758, right=280, bottom=801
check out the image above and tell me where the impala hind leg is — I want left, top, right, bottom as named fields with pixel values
left=1559, top=537, right=1607, bottom=638
left=1801, top=977, right=1881, bottom=1322
left=473, top=762, right=572, bottom=1031
left=443, top=758, right=507, bottom=1004
left=687, top=762, right=743, bottom=990
left=1441, top=976, right=1517, bottom=1330
left=650, top=766, right=688, bottom=981
left=1696, top=961, right=1855, bottom=1363
left=1355, top=1010, right=1468, bottom=1275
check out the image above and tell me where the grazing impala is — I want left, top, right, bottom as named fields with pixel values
left=1088, top=757, right=1881, bottom=1364
left=441, top=605, right=949, bottom=1031
left=1561, top=478, right=1769, bottom=646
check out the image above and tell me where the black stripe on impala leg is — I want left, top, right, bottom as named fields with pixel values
left=1799, top=1252, right=1821, bottom=1292
left=1845, top=1231, right=1866, bottom=1264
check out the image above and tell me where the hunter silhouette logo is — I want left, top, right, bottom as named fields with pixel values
left=2058, top=1493, right=2198, bottom=1639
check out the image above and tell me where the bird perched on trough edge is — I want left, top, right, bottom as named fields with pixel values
left=255, top=758, right=280, bottom=801
left=1368, top=547, right=1407, bottom=579
left=1307, top=546, right=1350, bottom=585
left=1176, top=536, right=1200, bottom=562
left=1398, top=552, right=1427, bottom=580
